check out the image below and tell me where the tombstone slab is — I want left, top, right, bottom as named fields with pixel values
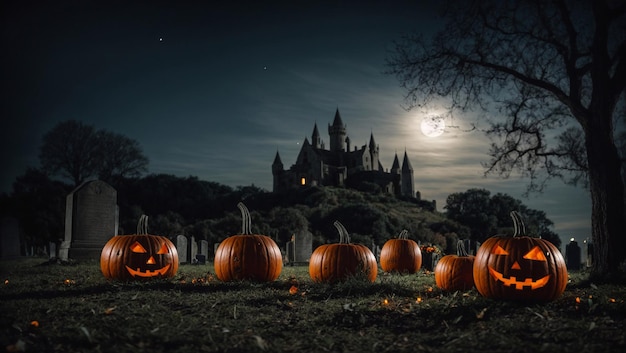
left=176, top=235, right=188, bottom=264
left=59, top=180, right=118, bottom=260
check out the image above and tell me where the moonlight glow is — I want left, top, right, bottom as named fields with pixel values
left=420, top=116, right=445, bottom=137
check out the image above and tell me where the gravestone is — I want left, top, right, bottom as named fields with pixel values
left=176, top=235, right=188, bottom=264
left=370, top=242, right=381, bottom=262
left=198, top=240, right=208, bottom=264
left=49, top=242, right=57, bottom=259
left=286, top=230, right=312, bottom=264
left=0, top=217, right=21, bottom=258
left=462, top=239, right=481, bottom=256
left=200, top=240, right=208, bottom=258
left=190, top=236, right=198, bottom=263
left=59, top=180, right=118, bottom=261
left=565, top=239, right=581, bottom=271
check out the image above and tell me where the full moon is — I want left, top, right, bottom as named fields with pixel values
left=420, top=116, right=445, bottom=137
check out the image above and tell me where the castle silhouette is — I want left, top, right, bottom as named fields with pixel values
left=272, top=108, right=420, bottom=199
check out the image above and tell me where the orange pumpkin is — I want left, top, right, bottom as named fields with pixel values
left=435, top=240, right=475, bottom=291
left=473, top=211, right=567, bottom=301
left=309, top=221, right=377, bottom=283
left=379, top=230, right=422, bottom=274
left=100, top=215, right=179, bottom=280
left=214, top=203, right=283, bottom=282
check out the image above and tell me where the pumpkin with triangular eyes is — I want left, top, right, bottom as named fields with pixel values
left=473, top=211, right=567, bottom=302
left=101, top=215, right=179, bottom=281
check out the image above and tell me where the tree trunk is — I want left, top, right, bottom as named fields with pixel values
left=585, top=112, right=626, bottom=283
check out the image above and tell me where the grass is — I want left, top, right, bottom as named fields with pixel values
left=1, top=258, right=625, bottom=353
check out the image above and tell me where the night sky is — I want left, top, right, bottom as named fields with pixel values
left=1, top=0, right=591, bottom=247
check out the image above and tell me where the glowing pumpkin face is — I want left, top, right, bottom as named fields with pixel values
left=124, top=238, right=176, bottom=278
left=473, top=211, right=567, bottom=302
left=101, top=215, right=179, bottom=281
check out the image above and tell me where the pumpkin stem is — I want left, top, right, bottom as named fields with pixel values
left=333, top=221, right=351, bottom=244
left=457, top=239, right=469, bottom=256
left=398, top=229, right=408, bottom=240
left=137, top=215, right=148, bottom=235
left=510, top=211, right=526, bottom=237
left=237, top=202, right=252, bottom=235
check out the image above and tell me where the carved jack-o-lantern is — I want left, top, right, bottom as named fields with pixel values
left=101, top=215, right=179, bottom=280
left=473, top=211, right=567, bottom=301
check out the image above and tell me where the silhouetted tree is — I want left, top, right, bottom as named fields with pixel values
left=39, top=120, right=148, bottom=187
left=95, top=130, right=148, bottom=185
left=445, top=188, right=561, bottom=248
left=39, top=120, right=100, bottom=187
left=388, top=0, right=625, bottom=281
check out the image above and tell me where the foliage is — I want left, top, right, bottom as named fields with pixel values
left=445, top=188, right=561, bottom=248
left=39, top=120, right=148, bottom=187
left=1, top=258, right=625, bottom=353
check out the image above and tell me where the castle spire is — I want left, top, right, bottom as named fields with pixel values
left=401, top=150, right=413, bottom=172
left=328, top=108, right=347, bottom=152
left=391, top=152, right=400, bottom=173
left=272, top=150, right=283, bottom=168
left=332, top=108, right=344, bottom=127
left=312, top=122, right=321, bottom=149
left=401, top=150, right=415, bottom=197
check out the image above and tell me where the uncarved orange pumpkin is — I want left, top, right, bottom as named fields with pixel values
left=435, top=240, right=475, bottom=291
left=309, top=221, right=377, bottom=283
left=379, top=230, right=422, bottom=274
left=100, top=215, right=179, bottom=281
left=473, top=211, right=567, bottom=302
left=214, top=203, right=283, bottom=282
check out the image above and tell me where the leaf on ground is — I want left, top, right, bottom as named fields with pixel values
left=80, top=326, right=93, bottom=343
left=252, top=335, right=268, bottom=351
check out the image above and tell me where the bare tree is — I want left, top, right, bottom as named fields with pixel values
left=39, top=120, right=100, bottom=187
left=95, top=130, right=149, bottom=184
left=387, top=0, right=626, bottom=281
left=39, top=120, right=149, bottom=187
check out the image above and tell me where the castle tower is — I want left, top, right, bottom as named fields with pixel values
left=391, top=153, right=400, bottom=174
left=272, top=150, right=284, bottom=192
left=401, top=150, right=415, bottom=197
left=368, top=132, right=379, bottom=171
left=328, top=108, right=347, bottom=152
left=312, top=123, right=322, bottom=149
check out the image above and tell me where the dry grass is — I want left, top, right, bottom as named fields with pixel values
left=1, top=258, right=625, bottom=353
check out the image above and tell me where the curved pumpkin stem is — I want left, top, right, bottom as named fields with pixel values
left=457, top=239, right=469, bottom=257
left=398, top=229, right=409, bottom=240
left=237, top=202, right=252, bottom=235
left=333, top=221, right=351, bottom=244
left=510, top=211, right=526, bottom=237
left=137, top=215, right=149, bottom=235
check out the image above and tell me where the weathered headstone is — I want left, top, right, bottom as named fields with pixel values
left=49, top=242, right=57, bottom=259
left=59, top=180, right=118, bottom=261
left=200, top=240, right=208, bottom=258
left=286, top=230, right=312, bottom=264
left=199, top=240, right=208, bottom=264
left=462, top=239, right=481, bottom=256
left=0, top=217, right=21, bottom=258
left=190, top=236, right=198, bottom=263
left=565, top=239, right=581, bottom=271
left=176, top=235, right=188, bottom=264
